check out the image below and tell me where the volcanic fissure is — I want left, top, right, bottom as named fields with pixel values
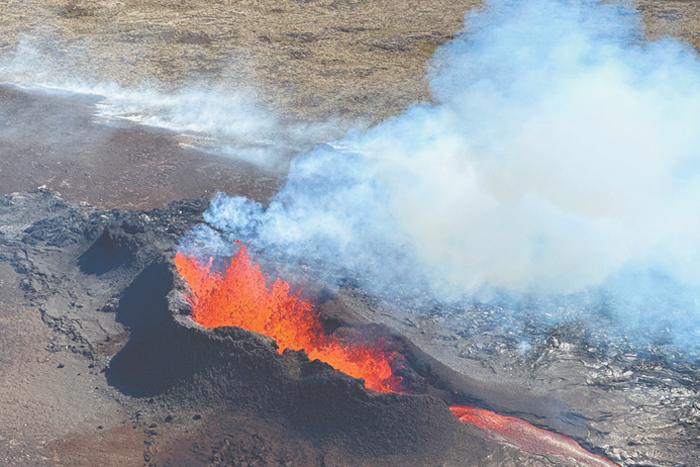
left=174, top=243, right=401, bottom=393
left=174, top=243, right=619, bottom=467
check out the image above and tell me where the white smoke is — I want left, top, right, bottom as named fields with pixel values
left=0, top=40, right=347, bottom=168
left=198, top=0, right=700, bottom=350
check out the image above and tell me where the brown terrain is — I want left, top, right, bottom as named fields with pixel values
left=1, top=1, right=700, bottom=466
left=0, top=0, right=696, bottom=208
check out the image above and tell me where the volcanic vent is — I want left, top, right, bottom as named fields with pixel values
left=175, top=244, right=402, bottom=393
left=174, top=241, right=619, bottom=467
left=3, top=190, right=698, bottom=465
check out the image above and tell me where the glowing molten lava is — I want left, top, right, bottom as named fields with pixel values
left=450, top=405, right=619, bottom=467
left=174, top=244, right=401, bottom=393
left=175, top=245, right=617, bottom=466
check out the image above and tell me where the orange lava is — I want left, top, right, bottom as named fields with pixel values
left=449, top=405, right=619, bottom=467
left=174, top=245, right=617, bottom=466
left=174, top=244, right=401, bottom=393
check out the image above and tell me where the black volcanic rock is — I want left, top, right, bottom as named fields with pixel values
left=2, top=189, right=699, bottom=466
left=102, top=258, right=478, bottom=465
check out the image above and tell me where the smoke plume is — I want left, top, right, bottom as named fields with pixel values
left=0, top=40, right=347, bottom=168
left=195, top=0, right=700, bottom=352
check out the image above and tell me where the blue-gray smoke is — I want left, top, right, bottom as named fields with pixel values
left=189, top=0, right=700, bottom=354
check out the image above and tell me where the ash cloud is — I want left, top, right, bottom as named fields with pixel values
left=196, top=0, right=700, bottom=352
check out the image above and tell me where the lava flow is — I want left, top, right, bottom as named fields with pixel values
left=175, top=244, right=618, bottom=466
left=174, top=243, right=402, bottom=393
left=450, top=405, right=619, bottom=467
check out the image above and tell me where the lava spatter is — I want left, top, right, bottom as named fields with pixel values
left=174, top=244, right=402, bottom=393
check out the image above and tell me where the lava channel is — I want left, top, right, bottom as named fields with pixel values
left=175, top=243, right=618, bottom=466
left=450, top=405, right=619, bottom=467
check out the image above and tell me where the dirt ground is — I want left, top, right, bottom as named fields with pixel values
left=0, top=0, right=477, bottom=123
left=0, top=84, right=278, bottom=209
left=0, top=0, right=694, bottom=122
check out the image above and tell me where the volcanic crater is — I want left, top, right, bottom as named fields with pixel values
left=2, top=189, right=698, bottom=466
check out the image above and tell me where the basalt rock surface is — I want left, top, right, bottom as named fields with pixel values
left=1, top=189, right=698, bottom=466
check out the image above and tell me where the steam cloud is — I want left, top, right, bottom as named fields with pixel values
left=3, top=0, right=700, bottom=351
left=194, top=0, right=700, bottom=352
left=0, top=40, right=346, bottom=168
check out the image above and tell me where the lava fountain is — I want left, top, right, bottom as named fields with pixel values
left=174, top=242, right=402, bottom=393
left=174, top=243, right=618, bottom=466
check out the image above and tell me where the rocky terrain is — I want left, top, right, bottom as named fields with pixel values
left=0, top=188, right=697, bottom=466
left=0, top=190, right=615, bottom=466
left=2, top=0, right=700, bottom=466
